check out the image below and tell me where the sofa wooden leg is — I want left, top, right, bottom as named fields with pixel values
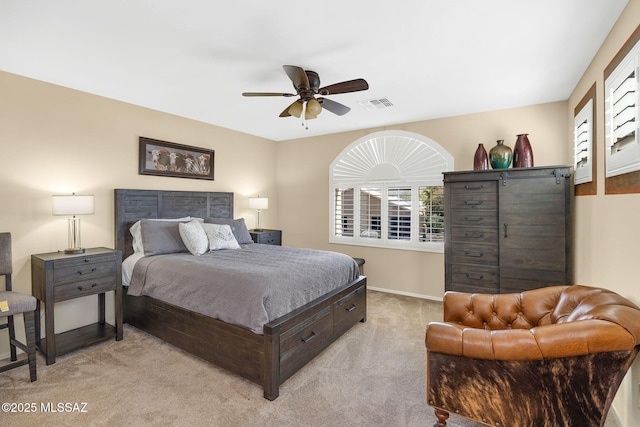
left=434, top=408, right=449, bottom=427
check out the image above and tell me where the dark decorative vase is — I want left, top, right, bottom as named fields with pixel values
left=473, top=143, right=489, bottom=170
left=489, top=139, right=513, bottom=169
left=513, top=134, right=534, bottom=168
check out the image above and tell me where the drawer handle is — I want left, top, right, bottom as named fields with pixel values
left=464, top=200, right=483, bottom=206
left=464, top=231, right=484, bottom=238
left=77, top=283, right=98, bottom=291
left=301, top=332, right=317, bottom=343
left=76, top=268, right=97, bottom=275
left=465, top=273, right=484, bottom=281
left=464, top=252, right=484, bottom=258
left=83, top=259, right=91, bottom=263
left=346, top=304, right=357, bottom=312
left=463, top=217, right=483, bottom=222
left=464, top=185, right=484, bottom=190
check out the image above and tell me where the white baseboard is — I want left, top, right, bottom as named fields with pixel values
left=367, top=286, right=443, bottom=302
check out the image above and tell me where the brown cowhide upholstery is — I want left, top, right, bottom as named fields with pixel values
left=425, top=285, right=640, bottom=427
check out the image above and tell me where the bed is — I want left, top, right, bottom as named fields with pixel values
left=114, top=189, right=367, bottom=400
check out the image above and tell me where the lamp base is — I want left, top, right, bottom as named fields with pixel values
left=64, top=248, right=85, bottom=254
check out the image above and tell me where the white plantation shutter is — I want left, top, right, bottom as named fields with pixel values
left=574, top=99, right=594, bottom=184
left=329, top=130, right=453, bottom=252
left=605, top=37, right=640, bottom=178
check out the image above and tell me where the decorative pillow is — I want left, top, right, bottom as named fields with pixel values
left=130, top=217, right=192, bottom=253
left=179, top=220, right=209, bottom=256
left=204, top=217, right=253, bottom=244
left=201, top=223, right=241, bottom=251
left=140, top=219, right=190, bottom=256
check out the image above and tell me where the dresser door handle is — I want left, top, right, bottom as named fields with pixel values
left=346, top=304, right=356, bottom=312
left=301, top=332, right=317, bottom=343
left=504, top=223, right=508, bottom=238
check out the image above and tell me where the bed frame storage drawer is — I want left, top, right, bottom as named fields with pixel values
left=279, top=306, right=332, bottom=381
left=333, top=284, right=366, bottom=337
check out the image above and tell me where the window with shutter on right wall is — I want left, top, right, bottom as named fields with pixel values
left=604, top=24, right=640, bottom=194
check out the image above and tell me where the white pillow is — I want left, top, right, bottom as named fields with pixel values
left=129, top=217, right=200, bottom=253
left=179, top=220, right=209, bottom=256
left=201, top=223, right=241, bottom=251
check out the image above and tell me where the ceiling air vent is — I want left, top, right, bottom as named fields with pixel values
left=359, top=97, right=394, bottom=110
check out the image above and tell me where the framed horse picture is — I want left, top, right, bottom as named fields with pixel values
left=138, top=137, right=214, bottom=180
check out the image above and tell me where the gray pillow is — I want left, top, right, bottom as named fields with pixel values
left=204, top=217, right=253, bottom=244
left=141, top=219, right=190, bottom=256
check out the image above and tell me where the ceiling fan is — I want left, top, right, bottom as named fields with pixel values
left=242, top=65, right=369, bottom=120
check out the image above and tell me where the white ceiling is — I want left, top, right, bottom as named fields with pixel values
left=0, top=1, right=628, bottom=142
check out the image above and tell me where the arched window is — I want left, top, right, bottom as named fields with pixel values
left=329, top=130, right=454, bottom=252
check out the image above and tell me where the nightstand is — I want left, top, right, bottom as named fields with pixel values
left=249, top=229, right=282, bottom=246
left=31, top=247, right=123, bottom=365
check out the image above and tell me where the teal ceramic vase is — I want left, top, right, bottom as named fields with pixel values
left=489, top=139, right=513, bottom=169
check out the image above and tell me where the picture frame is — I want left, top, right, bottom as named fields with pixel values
left=139, top=137, right=214, bottom=180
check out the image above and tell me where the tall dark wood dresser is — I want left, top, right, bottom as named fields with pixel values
left=444, top=166, right=573, bottom=294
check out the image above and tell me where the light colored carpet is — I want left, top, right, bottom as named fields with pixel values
left=0, top=291, right=619, bottom=427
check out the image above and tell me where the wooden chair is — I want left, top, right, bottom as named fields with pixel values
left=0, top=232, right=37, bottom=381
left=425, top=285, right=640, bottom=427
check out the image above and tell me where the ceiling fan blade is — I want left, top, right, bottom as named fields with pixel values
left=319, top=78, right=369, bottom=95
left=317, top=98, right=351, bottom=116
left=283, top=65, right=310, bottom=89
left=242, top=92, right=296, bottom=97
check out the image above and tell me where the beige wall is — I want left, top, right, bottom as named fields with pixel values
left=277, top=101, right=569, bottom=298
left=567, top=0, right=640, bottom=424
left=0, top=70, right=277, bottom=347
left=3, top=1, right=640, bottom=421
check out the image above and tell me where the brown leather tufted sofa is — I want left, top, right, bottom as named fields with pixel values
left=425, top=285, right=640, bottom=427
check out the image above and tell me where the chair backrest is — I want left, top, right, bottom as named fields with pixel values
left=0, top=232, right=12, bottom=291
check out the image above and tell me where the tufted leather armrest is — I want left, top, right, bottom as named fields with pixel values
left=426, top=285, right=640, bottom=361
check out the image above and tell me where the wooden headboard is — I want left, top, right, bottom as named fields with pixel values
left=114, top=189, right=234, bottom=259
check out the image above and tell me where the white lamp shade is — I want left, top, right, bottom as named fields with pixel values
left=248, top=197, right=268, bottom=210
left=52, top=195, right=95, bottom=215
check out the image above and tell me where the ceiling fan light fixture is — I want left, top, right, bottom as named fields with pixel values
left=306, top=98, right=322, bottom=116
left=288, top=101, right=303, bottom=118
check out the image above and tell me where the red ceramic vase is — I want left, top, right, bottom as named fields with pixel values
left=513, top=134, right=534, bottom=168
left=473, top=143, right=489, bottom=170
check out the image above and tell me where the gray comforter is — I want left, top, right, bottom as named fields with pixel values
left=128, top=244, right=360, bottom=334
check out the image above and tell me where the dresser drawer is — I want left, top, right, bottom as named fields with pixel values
left=451, top=243, right=499, bottom=265
left=54, top=260, right=117, bottom=284
left=450, top=226, right=498, bottom=243
left=449, top=181, right=497, bottom=194
left=451, top=264, right=499, bottom=287
left=333, top=285, right=366, bottom=336
left=449, top=192, right=497, bottom=210
left=54, top=275, right=117, bottom=302
left=450, top=210, right=498, bottom=227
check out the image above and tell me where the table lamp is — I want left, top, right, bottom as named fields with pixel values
left=52, top=193, right=95, bottom=254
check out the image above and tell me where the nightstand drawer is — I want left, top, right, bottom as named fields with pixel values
left=250, top=229, right=282, bottom=246
left=54, top=275, right=117, bottom=302
left=54, top=260, right=117, bottom=284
